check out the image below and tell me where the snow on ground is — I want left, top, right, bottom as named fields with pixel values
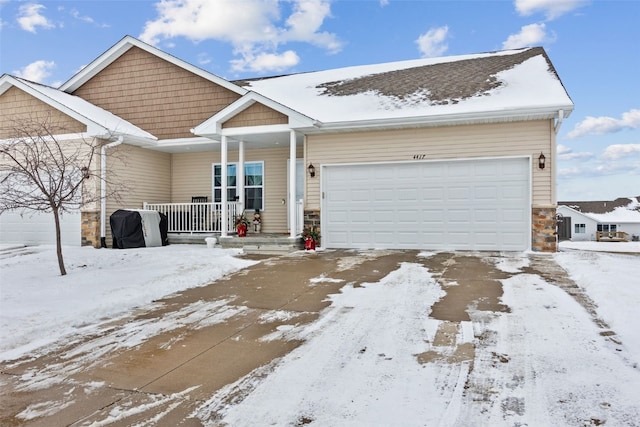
left=0, top=244, right=257, bottom=362
left=559, top=240, right=640, bottom=253
left=1, top=242, right=639, bottom=425
left=192, top=248, right=640, bottom=426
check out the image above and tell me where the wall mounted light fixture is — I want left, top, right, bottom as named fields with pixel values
left=538, top=152, right=546, bottom=170
left=308, top=163, right=316, bottom=178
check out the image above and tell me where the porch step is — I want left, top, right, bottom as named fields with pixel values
left=218, top=235, right=304, bottom=254
left=167, top=233, right=304, bottom=254
left=167, top=233, right=217, bottom=245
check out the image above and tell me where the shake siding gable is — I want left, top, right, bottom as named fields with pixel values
left=305, top=120, right=553, bottom=209
left=71, top=46, right=242, bottom=140
left=222, top=102, right=289, bottom=128
left=0, top=86, right=86, bottom=138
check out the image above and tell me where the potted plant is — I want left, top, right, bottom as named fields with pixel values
left=302, top=225, right=320, bottom=250
left=235, top=212, right=249, bottom=237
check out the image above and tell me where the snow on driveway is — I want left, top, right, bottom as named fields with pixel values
left=1, top=244, right=639, bottom=426
left=193, top=250, right=640, bottom=427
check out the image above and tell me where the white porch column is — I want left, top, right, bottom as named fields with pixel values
left=221, top=135, right=228, bottom=237
left=238, top=139, right=245, bottom=215
left=289, top=130, right=297, bottom=238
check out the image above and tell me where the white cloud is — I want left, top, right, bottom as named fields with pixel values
left=380, top=0, right=389, bottom=6
left=140, top=0, right=340, bottom=73
left=17, top=3, right=55, bottom=33
left=568, top=109, right=640, bottom=139
left=514, top=0, right=589, bottom=20
left=502, top=23, right=554, bottom=49
left=197, top=52, right=212, bottom=66
left=557, top=144, right=594, bottom=161
left=602, top=144, right=640, bottom=160
left=558, top=167, right=583, bottom=177
left=13, top=59, right=55, bottom=83
left=281, top=0, right=341, bottom=53
left=416, top=25, right=449, bottom=58
left=70, top=8, right=94, bottom=24
left=231, top=50, right=300, bottom=73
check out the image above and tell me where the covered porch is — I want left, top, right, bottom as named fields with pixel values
left=143, top=200, right=304, bottom=235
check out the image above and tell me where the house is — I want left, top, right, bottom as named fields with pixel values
left=0, top=36, right=574, bottom=251
left=557, top=197, right=640, bottom=242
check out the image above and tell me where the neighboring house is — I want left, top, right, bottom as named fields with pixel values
left=0, top=36, right=574, bottom=251
left=557, top=197, right=640, bottom=242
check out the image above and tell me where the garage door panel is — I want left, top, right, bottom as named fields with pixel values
left=323, top=158, right=530, bottom=251
left=448, top=209, right=473, bottom=223
left=502, top=208, right=527, bottom=222
left=0, top=210, right=81, bottom=246
left=422, top=187, right=445, bottom=201
left=501, top=184, right=528, bottom=200
left=351, top=189, right=371, bottom=202
left=475, top=209, right=499, bottom=222
left=475, top=186, right=499, bottom=201
left=447, top=186, right=471, bottom=200
left=502, top=161, right=528, bottom=177
left=422, top=209, right=446, bottom=222
left=447, top=163, right=473, bottom=178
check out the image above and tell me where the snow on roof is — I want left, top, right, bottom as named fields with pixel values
left=12, top=77, right=156, bottom=140
left=560, top=197, right=640, bottom=223
left=238, top=47, right=574, bottom=124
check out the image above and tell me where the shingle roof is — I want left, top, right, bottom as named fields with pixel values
left=239, top=47, right=574, bottom=125
left=315, top=48, right=552, bottom=105
left=559, top=197, right=640, bottom=215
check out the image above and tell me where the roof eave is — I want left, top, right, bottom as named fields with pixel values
left=297, top=105, right=575, bottom=133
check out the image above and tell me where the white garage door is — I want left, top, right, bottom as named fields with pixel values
left=323, top=157, right=530, bottom=251
left=0, top=210, right=81, bottom=246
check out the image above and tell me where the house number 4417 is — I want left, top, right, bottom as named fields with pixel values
left=413, top=154, right=426, bottom=160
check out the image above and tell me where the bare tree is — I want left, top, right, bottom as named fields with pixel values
left=0, top=114, right=123, bottom=275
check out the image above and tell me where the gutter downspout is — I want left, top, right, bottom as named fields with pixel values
left=554, top=109, right=564, bottom=134
left=100, top=136, right=123, bottom=248
left=551, top=110, right=564, bottom=208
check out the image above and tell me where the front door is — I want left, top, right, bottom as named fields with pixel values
left=557, top=216, right=571, bottom=241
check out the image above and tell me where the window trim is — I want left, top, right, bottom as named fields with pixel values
left=597, top=223, right=617, bottom=233
left=574, top=223, right=586, bottom=234
left=212, top=161, right=265, bottom=211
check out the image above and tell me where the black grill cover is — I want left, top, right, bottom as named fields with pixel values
left=110, top=209, right=168, bottom=249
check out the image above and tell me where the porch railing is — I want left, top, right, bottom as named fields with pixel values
left=596, top=231, right=629, bottom=242
left=143, top=202, right=239, bottom=233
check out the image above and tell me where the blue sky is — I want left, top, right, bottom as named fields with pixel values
left=1, top=0, right=638, bottom=201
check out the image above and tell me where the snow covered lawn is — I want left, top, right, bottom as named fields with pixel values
left=0, top=244, right=257, bottom=361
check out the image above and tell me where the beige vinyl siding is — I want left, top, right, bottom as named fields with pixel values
left=306, top=120, right=554, bottom=209
left=104, top=144, right=171, bottom=244
left=172, top=145, right=302, bottom=233
left=72, top=47, right=242, bottom=140
left=222, top=103, right=289, bottom=128
left=0, top=86, right=86, bottom=138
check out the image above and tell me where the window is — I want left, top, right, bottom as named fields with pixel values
left=597, top=224, right=617, bottom=233
left=574, top=224, right=586, bottom=234
left=213, top=162, right=264, bottom=210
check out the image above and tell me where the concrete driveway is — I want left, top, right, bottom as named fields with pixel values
left=0, top=250, right=622, bottom=426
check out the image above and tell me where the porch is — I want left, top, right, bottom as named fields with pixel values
left=596, top=231, right=629, bottom=242
left=144, top=201, right=305, bottom=253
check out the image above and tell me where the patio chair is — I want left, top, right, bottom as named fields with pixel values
left=191, top=196, right=208, bottom=231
